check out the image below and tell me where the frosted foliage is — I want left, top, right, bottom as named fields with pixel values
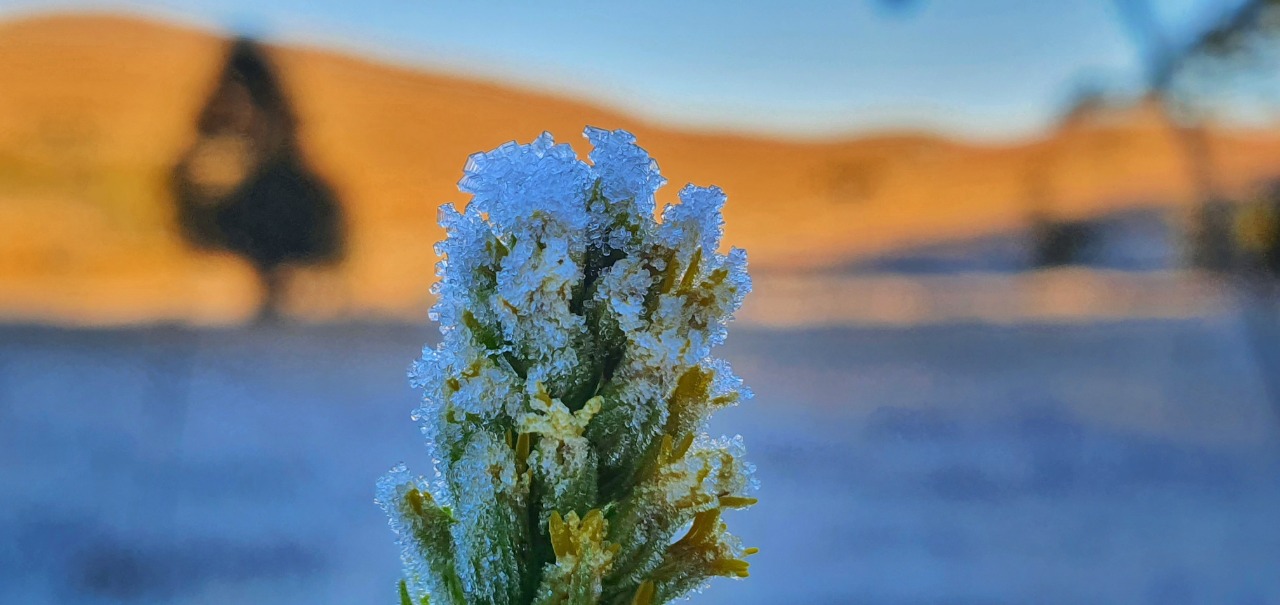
left=690, top=435, right=757, bottom=499
left=584, top=126, right=665, bottom=252
left=459, top=132, right=592, bottom=233
left=594, top=256, right=651, bottom=334
left=491, top=219, right=586, bottom=388
left=520, top=391, right=600, bottom=518
left=659, top=185, right=726, bottom=256
left=457, top=359, right=522, bottom=418
left=430, top=203, right=495, bottom=330
left=450, top=431, right=525, bottom=605
left=584, top=127, right=665, bottom=214
left=377, top=463, right=462, bottom=605
left=381, top=128, right=757, bottom=605
left=708, top=358, right=752, bottom=404
left=375, top=465, right=427, bottom=596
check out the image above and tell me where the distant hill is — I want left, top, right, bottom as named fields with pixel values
left=3, top=13, right=1280, bottom=325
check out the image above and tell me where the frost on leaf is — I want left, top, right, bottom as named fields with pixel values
left=381, top=128, right=757, bottom=605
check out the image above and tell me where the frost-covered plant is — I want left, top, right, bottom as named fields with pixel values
left=378, top=127, right=757, bottom=605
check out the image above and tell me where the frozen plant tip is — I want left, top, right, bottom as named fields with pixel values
left=378, top=127, right=757, bottom=605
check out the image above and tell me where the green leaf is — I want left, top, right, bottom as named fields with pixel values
left=399, top=579, right=413, bottom=605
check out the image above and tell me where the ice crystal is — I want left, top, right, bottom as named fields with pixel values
left=380, top=128, right=756, bottom=605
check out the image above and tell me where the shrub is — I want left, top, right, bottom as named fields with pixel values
left=378, top=128, right=757, bottom=605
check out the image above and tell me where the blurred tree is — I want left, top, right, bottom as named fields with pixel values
left=1096, top=0, right=1280, bottom=270
left=871, top=0, right=1275, bottom=270
left=1024, top=85, right=1115, bottom=269
left=172, top=38, right=345, bottom=320
left=1112, top=0, right=1228, bottom=270
left=869, top=0, right=1109, bottom=267
left=1176, top=0, right=1280, bottom=62
left=1168, top=1, right=1280, bottom=278
left=1125, top=0, right=1280, bottom=409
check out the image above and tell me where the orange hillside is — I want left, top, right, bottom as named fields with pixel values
left=3, top=13, right=1280, bottom=324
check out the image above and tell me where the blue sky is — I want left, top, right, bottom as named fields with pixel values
left=0, top=0, right=1244, bottom=140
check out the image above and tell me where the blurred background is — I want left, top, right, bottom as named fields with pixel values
left=5, top=0, right=1280, bottom=603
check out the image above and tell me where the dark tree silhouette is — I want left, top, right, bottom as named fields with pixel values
left=1171, top=1, right=1280, bottom=279
left=173, top=38, right=345, bottom=320
left=1116, top=0, right=1280, bottom=412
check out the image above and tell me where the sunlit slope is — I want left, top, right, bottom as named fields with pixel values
left=3, top=13, right=1280, bottom=324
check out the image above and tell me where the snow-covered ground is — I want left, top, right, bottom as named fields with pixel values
left=4, top=313, right=1280, bottom=604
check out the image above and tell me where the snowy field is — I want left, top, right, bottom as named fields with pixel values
left=4, top=313, right=1280, bottom=604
